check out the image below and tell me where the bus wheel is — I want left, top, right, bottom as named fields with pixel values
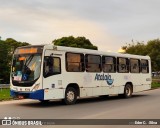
left=124, top=84, right=133, bottom=98
left=64, top=87, right=77, bottom=105
left=119, top=84, right=133, bottom=98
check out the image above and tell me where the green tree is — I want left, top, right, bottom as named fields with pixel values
left=0, top=40, right=10, bottom=83
left=5, top=38, right=29, bottom=54
left=122, top=39, right=160, bottom=71
left=146, top=39, right=160, bottom=71
left=0, top=38, right=30, bottom=83
left=122, top=41, right=147, bottom=55
left=53, top=36, right=98, bottom=50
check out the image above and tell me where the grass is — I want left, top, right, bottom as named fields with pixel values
left=0, top=88, right=12, bottom=101
left=152, top=77, right=160, bottom=89
left=151, top=82, right=160, bottom=89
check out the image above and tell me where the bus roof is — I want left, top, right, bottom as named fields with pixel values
left=43, top=44, right=150, bottom=60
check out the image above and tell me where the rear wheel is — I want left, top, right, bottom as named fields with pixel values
left=119, top=84, right=133, bottom=98
left=63, top=87, right=77, bottom=105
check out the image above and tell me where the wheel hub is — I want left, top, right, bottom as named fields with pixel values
left=67, top=91, right=75, bottom=102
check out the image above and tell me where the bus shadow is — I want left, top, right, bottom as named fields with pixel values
left=76, top=94, right=149, bottom=104
left=17, top=94, right=148, bottom=108
left=18, top=100, right=64, bottom=108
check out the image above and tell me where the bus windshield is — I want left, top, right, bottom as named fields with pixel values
left=12, top=54, right=42, bottom=82
left=11, top=46, right=43, bottom=85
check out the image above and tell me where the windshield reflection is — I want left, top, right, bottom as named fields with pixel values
left=12, top=54, right=41, bottom=82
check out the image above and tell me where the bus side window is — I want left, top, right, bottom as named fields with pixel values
left=66, top=52, right=84, bottom=72
left=141, top=59, right=149, bottom=73
left=130, top=59, right=140, bottom=73
left=117, top=57, right=129, bottom=73
left=85, top=54, right=101, bottom=72
left=43, top=56, right=61, bottom=77
left=102, top=56, right=116, bottom=73
left=43, top=56, right=53, bottom=77
left=53, top=58, right=61, bottom=74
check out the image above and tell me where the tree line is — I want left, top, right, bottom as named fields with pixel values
left=122, top=39, right=160, bottom=72
left=0, top=38, right=29, bottom=83
left=0, top=36, right=159, bottom=83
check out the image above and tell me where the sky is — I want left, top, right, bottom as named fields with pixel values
left=0, top=0, right=160, bottom=52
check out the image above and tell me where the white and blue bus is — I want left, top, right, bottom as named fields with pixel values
left=10, top=44, right=151, bottom=104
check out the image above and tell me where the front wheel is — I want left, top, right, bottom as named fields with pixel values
left=63, top=87, right=77, bottom=105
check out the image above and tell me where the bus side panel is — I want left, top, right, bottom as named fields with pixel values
left=92, top=87, right=102, bottom=96
left=133, top=84, right=151, bottom=92
left=100, top=73, right=125, bottom=95
left=101, top=86, right=124, bottom=95
left=133, top=73, right=151, bottom=92
left=44, top=89, right=64, bottom=100
left=80, top=88, right=93, bottom=97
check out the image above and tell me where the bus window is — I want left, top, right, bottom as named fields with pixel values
left=53, top=58, right=61, bottom=73
left=141, top=59, right=149, bottom=73
left=102, top=56, right=116, bottom=73
left=66, top=53, right=84, bottom=72
left=85, top=54, right=101, bottom=72
left=117, top=57, right=129, bottom=73
left=43, top=57, right=61, bottom=77
left=130, top=59, right=140, bottom=73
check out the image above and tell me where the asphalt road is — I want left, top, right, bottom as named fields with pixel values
left=0, top=89, right=160, bottom=128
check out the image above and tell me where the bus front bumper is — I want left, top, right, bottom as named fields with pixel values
left=10, top=89, right=44, bottom=100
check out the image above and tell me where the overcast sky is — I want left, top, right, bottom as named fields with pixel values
left=0, top=0, right=160, bottom=52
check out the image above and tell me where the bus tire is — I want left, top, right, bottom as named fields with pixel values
left=64, top=87, right=77, bottom=105
left=119, top=84, right=133, bottom=98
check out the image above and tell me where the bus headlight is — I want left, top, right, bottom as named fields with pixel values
left=32, top=84, right=40, bottom=92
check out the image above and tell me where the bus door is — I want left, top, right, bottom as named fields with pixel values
left=43, top=50, right=63, bottom=91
